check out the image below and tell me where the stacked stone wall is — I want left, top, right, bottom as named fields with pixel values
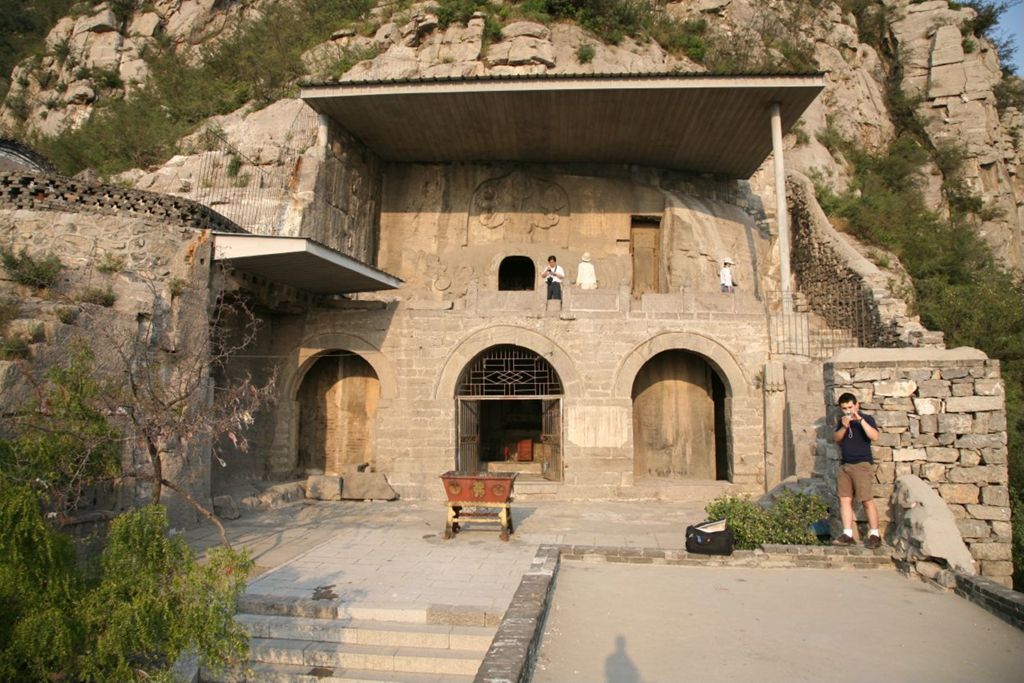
left=1, top=205, right=217, bottom=529
left=824, top=348, right=1012, bottom=587
left=788, top=173, right=942, bottom=348
left=1, top=171, right=243, bottom=234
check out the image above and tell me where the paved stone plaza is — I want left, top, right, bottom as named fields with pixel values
left=183, top=499, right=707, bottom=617
left=534, top=563, right=1024, bottom=683
left=184, top=499, right=1022, bottom=682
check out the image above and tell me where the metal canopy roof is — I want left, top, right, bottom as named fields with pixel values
left=301, top=73, right=825, bottom=179
left=213, top=234, right=402, bottom=294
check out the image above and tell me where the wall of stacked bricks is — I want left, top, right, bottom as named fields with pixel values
left=253, top=300, right=775, bottom=500
left=823, top=357, right=1012, bottom=586
left=788, top=175, right=944, bottom=348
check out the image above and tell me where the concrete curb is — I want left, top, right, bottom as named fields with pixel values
left=474, top=545, right=560, bottom=683
left=954, top=572, right=1024, bottom=631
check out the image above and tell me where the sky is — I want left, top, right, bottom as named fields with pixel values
left=1001, top=3, right=1023, bottom=74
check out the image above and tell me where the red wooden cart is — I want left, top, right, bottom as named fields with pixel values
left=440, top=471, right=516, bottom=541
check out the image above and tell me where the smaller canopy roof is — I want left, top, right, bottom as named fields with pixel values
left=301, top=72, right=825, bottom=178
left=213, top=234, right=402, bottom=294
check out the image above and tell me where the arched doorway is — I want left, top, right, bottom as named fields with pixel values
left=631, top=350, right=729, bottom=480
left=456, top=344, right=563, bottom=481
left=498, top=256, right=536, bottom=290
left=296, top=351, right=380, bottom=475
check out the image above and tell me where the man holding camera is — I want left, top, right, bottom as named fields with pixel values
left=832, top=392, right=882, bottom=548
left=541, top=255, right=565, bottom=301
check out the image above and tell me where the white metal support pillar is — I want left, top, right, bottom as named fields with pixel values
left=770, top=102, right=792, bottom=314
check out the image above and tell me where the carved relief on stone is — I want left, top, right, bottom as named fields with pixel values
left=420, top=253, right=474, bottom=297
left=467, top=171, right=569, bottom=246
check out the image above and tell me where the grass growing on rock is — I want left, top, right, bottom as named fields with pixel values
left=35, top=0, right=375, bottom=176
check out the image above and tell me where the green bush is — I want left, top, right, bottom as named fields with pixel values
left=37, top=0, right=376, bottom=176
left=576, top=42, right=596, bottom=63
left=0, top=299, right=19, bottom=329
left=78, top=286, right=117, bottom=307
left=95, top=252, right=126, bottom=274
left=0, top=247, right=63, bottom=288
left=813, top=124, right=1024, bottom=589
left=56, top=306, right=78, bottom=324
left=704, top=491, right=828, bottom=549
left=168, top=278, right=187, bottom=298
left=0, top=334, right=31, bottom=360
left=0, top=348, right=253, bottom=679
left=0, top=487, right=253, bottom=681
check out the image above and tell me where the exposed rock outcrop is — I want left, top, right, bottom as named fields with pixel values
left=1, top=0, right=1020, bottom=270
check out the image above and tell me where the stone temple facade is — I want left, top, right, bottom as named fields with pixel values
left=0, top=72, right=1013, bottom=583
left=210, top=73, right=832, bottom=503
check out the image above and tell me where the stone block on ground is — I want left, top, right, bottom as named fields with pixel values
left=890, top=475, right=975, bottom=574
left=213, top=494, right=240, bottom=520
left=305, top=475, right=342, bottom=501
left=341, top=472, right=399, bottom=501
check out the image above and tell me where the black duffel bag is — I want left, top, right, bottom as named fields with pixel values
left=685, top=519, right=735, bottom=555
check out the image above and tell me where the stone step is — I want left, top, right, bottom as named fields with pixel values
left=487, top=461, right=542, bottom=474
left=239, top=597, right=428, bottom=624
left=247, top=638, right=484, bottom=676
left=512, top=477, right=559, bottom=499
left=202, top=660, right=476, bottom=683
left=630, top=479, right=732, bottom=503
left=237, top=614, right=495, bottom=651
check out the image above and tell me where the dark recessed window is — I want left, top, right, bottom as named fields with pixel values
left=498, top=256, right=535, bottom=291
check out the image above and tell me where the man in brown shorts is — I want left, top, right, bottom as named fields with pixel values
left=832, top=392, right=882, bottom=548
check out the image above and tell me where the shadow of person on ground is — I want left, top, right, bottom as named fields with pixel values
left=605, top=634, right=643, bottom=683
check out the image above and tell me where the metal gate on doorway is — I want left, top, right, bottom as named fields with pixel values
left=455, top=345, right=563, bottom=481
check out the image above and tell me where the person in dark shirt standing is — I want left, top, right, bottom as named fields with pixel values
left=832, top=392, right=882, bottom=548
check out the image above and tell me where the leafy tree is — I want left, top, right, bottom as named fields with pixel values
left=0, top=0, right=76, bottom=101
left=814, top=128, right=1024, bottom=588
left=0, top=486, right=251, bottom=681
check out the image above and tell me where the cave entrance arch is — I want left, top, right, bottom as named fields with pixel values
left=631, top=349, right=729, bottom=480
left=296, top=351, right=380, bottom=475
left=456, top=344, right=563, bottom=481
left=498, top=255, right=536, bottom=291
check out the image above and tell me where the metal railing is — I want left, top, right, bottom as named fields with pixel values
left=183, top=107, right=320, bottom=235
left=766, top=288, right=895, bottom=359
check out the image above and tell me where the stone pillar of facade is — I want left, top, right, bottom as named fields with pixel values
left=824, top=348, right=1012, bottom=587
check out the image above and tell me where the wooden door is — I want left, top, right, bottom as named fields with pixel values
left=631, top=223, right=659, bottom=296
left=457, top=399, right=480, bottom=473
left=541, top=399, right=562, bottom=481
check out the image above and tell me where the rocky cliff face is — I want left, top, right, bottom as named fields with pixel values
left=1, top=0, right=1021, bottom=269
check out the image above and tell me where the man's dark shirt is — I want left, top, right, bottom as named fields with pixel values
left=835, top=413, right=877, bottom=464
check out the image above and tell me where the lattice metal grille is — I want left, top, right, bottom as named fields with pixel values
left=457, top=345, right=563, bottom=396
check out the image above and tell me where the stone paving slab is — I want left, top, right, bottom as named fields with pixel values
left=183, top=498, right=707, bottom=618
left=533, top=563, right=1024, bottom=683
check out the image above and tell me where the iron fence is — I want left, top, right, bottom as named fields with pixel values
left=766, top=286, right=895, bottom=359
left=185, top=106, right=320, bottom=235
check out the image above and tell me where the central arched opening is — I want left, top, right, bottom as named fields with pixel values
left=456, top=344, right=563, bottom=480
left=297, top=351, right=380, bottom=475
left=631, top=349, right=729, bottom=480
left=498, top=256, right=536, bottom=291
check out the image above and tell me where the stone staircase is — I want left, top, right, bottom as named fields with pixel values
left=203, top=603, right=496, bottom=682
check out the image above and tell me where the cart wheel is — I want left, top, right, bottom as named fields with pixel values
left=499, top=530, right=509, bottom=542
left=452, top=523, right=460, bottom=533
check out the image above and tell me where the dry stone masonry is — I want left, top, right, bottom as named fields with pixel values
left=1, top=171, right=242, bottom=233
left=789, top=172, right=943, bottom=348
left=824, top=348, right=1012, bottom=587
